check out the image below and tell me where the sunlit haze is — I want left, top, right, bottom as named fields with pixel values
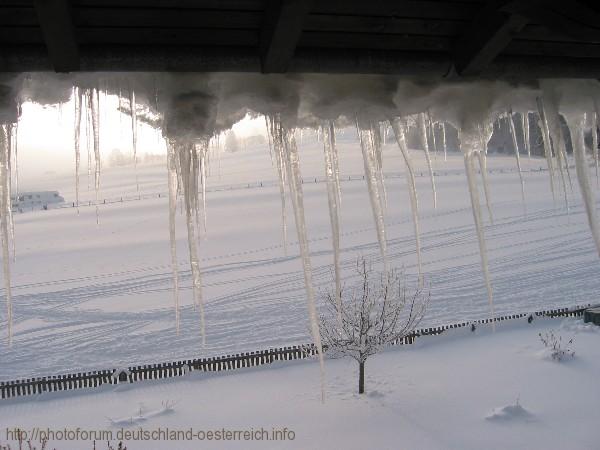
left=16, top=95, right=265, bottom=184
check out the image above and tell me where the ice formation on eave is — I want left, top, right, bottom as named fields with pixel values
left=0, top=74, right=599, bottom=362
left=322, top=120, right=342, bottom=321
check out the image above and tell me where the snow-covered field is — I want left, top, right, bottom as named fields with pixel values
left=1, top=317, right=598, bottom=450
left=1, top=136, right=600, bottom=383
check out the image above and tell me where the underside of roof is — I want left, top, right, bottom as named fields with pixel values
left=2, top=0, right=600, bottom=79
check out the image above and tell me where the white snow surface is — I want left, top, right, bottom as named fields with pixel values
left=1, top=137, right=600, bottom=381
left=0, top=318, right=598, bottom=450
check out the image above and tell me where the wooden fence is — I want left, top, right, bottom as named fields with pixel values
left=0, top=304, right=591, bottom=400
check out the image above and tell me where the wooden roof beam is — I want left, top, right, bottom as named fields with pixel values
left=502, top=0, right=600, bottom=42
left=33, top=0, right=80, bottom=72
left=260, top=0, right=313, bottom=73
left=453, top=1, right=527, bottom=76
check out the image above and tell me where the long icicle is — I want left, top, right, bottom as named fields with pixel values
left=11, top=128, right=17, bottom=201
left=370, top=122, right=388, bottom=212
left=428, top=111, right=438, bottom=158
left=166, top=141, right=180, bottom=333
left=331, top=123, right=342, bottom=206
left=175, top=141, right=205, bottom=344
left=567, top=113, right=600, bottom=256
left=545, top=97, right=573, bottom=193
left=89, top=88, right=101, bottom=224
left=130, top=88, right=140, bottom=195
left=0, top=125, right=13, bottom=344
left=356, top=119, right=388, bottom=271
left=442, top=122, right=448, bottom=161
left=272, top=115, right=325, bottom=402
left=322, top=121, right=342, bottom=324
left=10, top=124, right=18, bottom=261
left=390, top=117, right=423, bottom=281
left=460, top=125, right=495, bottom=328
left=266, top=116, right=288, bottom=254
left=591, top=111, right=599, bottom=186
left=85, top=91, right=92, bottom=192
left=536, top=98, right=559, bottom=206
left=199, top=140, right=208, bottom=233
left=6, top=126, right=15, bottom=263
left=508, top=110, right=526, bottom=205
left=73, top=86, right=82, bottom=214
left=418, top=113, right=437, bottom=208
left=522, top=112, right=531, bottom=160
left=190, top=144, right=200, bottom=239
left=13, top=104, right=20, bottom=199
left=476, top=140, right=494, bottom=224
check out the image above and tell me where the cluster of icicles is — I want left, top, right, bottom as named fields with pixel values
left=1, top=78, right=600, bottom=402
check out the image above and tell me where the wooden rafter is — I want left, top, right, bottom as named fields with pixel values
left=260, top=0, right=313, bottom=73
left=453, top=1, right=527, bottom=76
left=33, top=0, right=79, bottom=72
left=502, top=0, right=600, bottom=42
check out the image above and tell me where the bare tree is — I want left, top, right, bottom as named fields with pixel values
left=319, top=257, right=429, bottom=394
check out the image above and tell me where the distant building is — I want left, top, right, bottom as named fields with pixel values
left=11, top=191, right=64, bottom=212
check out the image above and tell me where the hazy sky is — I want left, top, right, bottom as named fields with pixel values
left=16, top=95, right=265, bottom=179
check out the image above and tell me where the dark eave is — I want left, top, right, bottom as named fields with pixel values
left=1, top=0, right=600, bottom=78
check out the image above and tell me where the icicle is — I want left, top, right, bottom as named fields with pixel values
left=428, top=111, right=438, bottom=158
left=6, top=126, right=15, bottom=263
left=166, top=141, right=180, bottom=333
left=522, top=112, right=531, bottom=159
left=89, top=88, right=101, bottom=224
left=331, top=123, right=342, bottom=206
left=442, top=122, right=448, bottom=161
left=190, top=143, right=200, bottom=238
left=591, top=111, right=599, bottom=185
left=0, top=125, right=13, bottom=344
left=508, top=110, right=526, bottom=205
left=174, top=141, right=205, bottom=344
left=216, top=134, right=222, bottom=180
left=266, top=116, right=288, bottom=254
left=356, top=120, right=388, bottom=271
left=418, top=113, right=437, bottom=208
left=566, top=113, right=600, bottom=256
left=73, top=87, right=82, bottom=213
left=118, top=84, right=123, bottom=138
left=198, top=140, right=208, bottom=233
left=536, top=99, right=558, bottom=205
left=476, top=133, right=494, bottom=224
left=12, top=119, right=18, bottom=199
left=370, top=122, right=388, bottom=212
left=85, top=92, right=92, bottom=192
left=130, top=88, right=140, bottom=195
left=545, top=97, right=573, bottom=194
left=265, top=116, right=275, bottom=166
left=271, top=116, right=325, bottom=402
left=322, top=121, right=342, bottom=324
left=390, top=118, right=423, bottom=281
left=460, top=124, right=495, bottom=327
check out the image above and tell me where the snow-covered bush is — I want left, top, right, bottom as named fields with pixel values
left=538, top=330, right=575, bottom=361
left=319, top=257, right=429, bottom=394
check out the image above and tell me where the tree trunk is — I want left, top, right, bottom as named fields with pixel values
left=358, top=360, right=365, bottom=394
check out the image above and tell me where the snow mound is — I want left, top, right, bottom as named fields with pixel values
left=559, top=318, right=600, bottom=334
left=108, top=400, right=176, bottom=426
left=485, top=401, right=533, bottom=422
